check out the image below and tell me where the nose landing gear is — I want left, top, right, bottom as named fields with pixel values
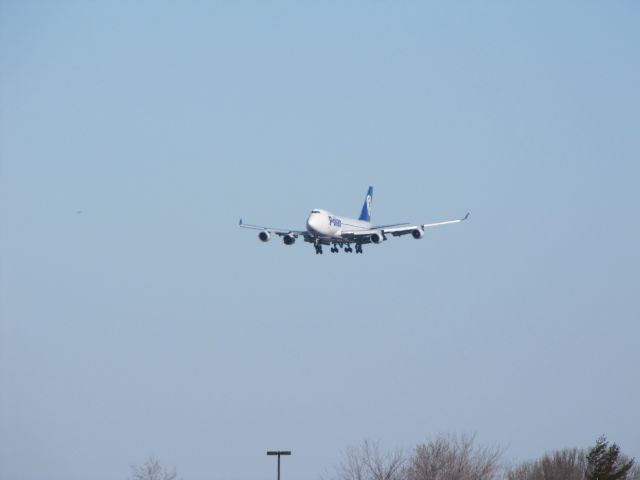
left=314, top=244, right=323, bottom=254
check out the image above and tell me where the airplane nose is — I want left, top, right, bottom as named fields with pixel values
left=307, top=215, right=316, bottom=231
left=307, top=213, right=319, bottom=232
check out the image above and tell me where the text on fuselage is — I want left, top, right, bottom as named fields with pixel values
left=328, top=216, right=342, bottom=227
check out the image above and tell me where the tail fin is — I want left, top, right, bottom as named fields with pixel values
left=358, top=186, right=373, bottom=222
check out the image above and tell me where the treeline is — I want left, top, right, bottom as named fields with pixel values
left=129, top=434, right=638, bottom=480
left=330, top=435, right=638, bottom=480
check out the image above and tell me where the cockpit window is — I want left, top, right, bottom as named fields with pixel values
left=311, top=210, right=320, bottom=214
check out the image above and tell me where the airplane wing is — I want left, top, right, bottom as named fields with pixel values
left=341, top=213, right=469, bottom=242
left=238, top=219, right=309, bottom=238
left=384, top=212, right=470, bottom=237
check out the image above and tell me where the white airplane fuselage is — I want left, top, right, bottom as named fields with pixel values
left=306, top=209, right=371, bottom=238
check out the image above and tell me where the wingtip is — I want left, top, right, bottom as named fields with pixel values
left=239, top=218, right=243, bottom=225
left=463, top=212, right=470, bottom=221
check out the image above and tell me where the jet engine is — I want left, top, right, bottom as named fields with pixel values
left=283, top=234, right=296, bottom=245
left=258, top=231, right=271, bottom=242
left=412, top=228, right=425, bottom=239
left=370, top=231, right=384, bottom=244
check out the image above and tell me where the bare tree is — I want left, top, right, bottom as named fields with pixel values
left=129, top=457, right=178, bottom=480
left=505, top=448, right=585, bottom=480
left=334, top=440, right=405, bottom=480
left=505, top=438, right=640, bottom=480
left=405, top=433, right=502, bottom=480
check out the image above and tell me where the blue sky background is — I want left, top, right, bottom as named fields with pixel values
left=1, top=2, right=639, bottom=480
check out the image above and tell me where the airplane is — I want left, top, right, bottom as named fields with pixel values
left=239, top=186, right=469, bottom=254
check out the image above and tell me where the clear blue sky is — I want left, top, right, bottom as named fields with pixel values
left=1, top=2, right=639, bottom=480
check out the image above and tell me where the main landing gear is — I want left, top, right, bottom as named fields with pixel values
left=328, top=243, right=362, bottom=254
left=315, top=242, right=363, bottom=254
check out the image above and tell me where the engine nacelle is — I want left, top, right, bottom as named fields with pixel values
left=258, top=231, right=272, bottom=242
left=370, top=231, right=384, bottom=244
left=283, top=234, right=296, bottom=245
left=412, top=228, right=425, bottom=239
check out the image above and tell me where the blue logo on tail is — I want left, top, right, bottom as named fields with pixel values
left=358, top=186, right=373, bottom=222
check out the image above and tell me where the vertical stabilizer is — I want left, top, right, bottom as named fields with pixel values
left=358, top=186, right=373, bottom=222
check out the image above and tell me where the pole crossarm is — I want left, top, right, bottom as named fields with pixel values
left=267, top=450, right=291, bottom=480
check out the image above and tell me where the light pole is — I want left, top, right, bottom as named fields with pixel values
left=267, top=451, right=291, bottom=480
